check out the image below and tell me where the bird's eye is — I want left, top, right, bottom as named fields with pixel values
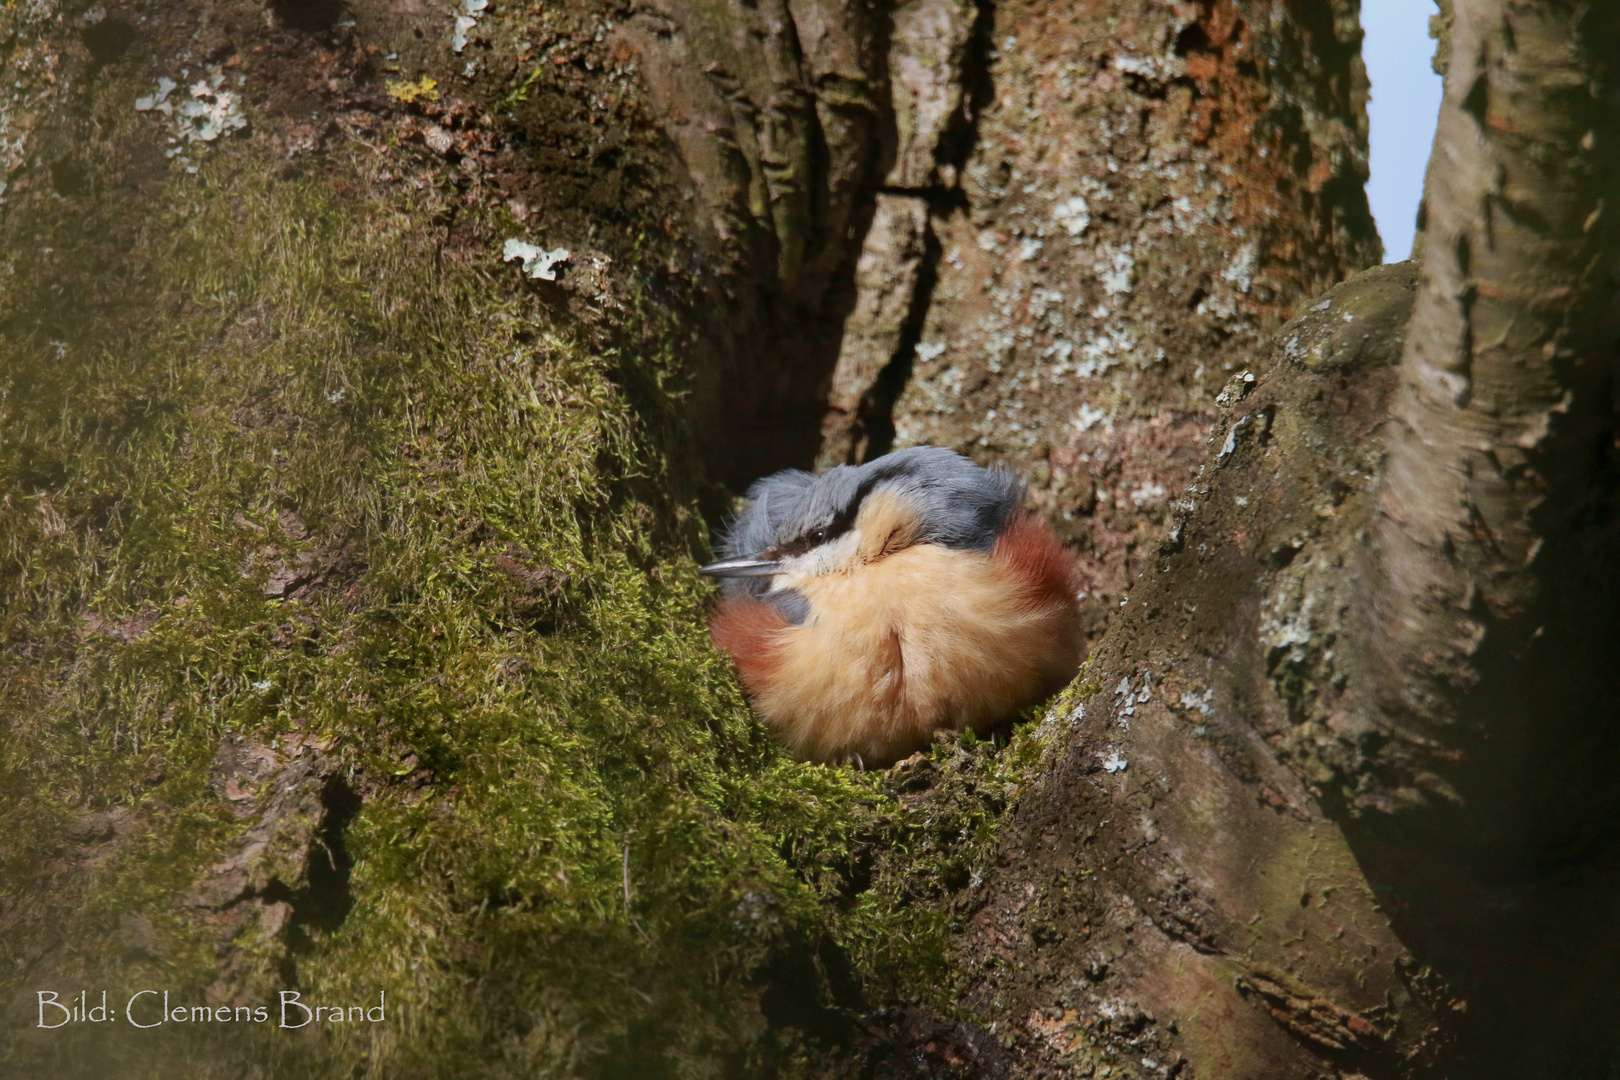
left=808, top=528, right=827, bottom=545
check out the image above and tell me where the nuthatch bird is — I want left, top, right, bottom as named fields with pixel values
left=701, top=447, right=1083, bottom=766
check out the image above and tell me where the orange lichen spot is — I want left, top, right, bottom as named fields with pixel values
left=1185, top=54, right=1219, bottom=81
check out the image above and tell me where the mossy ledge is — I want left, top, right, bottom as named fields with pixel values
left=0, top=65, right=1020, bottom=1080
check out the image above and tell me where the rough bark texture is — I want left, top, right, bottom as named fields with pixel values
left=1353, top=2, right=1620, bottom=1072
left=1369, top=0, right=1620, bottom=814
left=5, top=0, right=1615, bottom=1077
left=937, top=3, right=1620, bottom=1075
left=614, top=0, right=893, bottom=481
left=619, top=0, right=1380, bottom=643
left=940, top=263, right=1453, bottom=1079
left=810, top=0, right=1382, bottom=650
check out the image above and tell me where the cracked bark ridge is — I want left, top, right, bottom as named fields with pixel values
left=886, top=0, right=979, bottom=189
left=818, top=192, right=934, bottom=465
left=946, top=264, right=1453, bottom=1079
left=617, top=0, right=890, bottom=481
left=815, top=0, right=978, bottom=466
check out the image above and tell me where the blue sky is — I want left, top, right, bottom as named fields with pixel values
left=1360, top=0, right=1444, bottom=261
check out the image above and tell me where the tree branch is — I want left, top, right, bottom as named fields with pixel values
left=1369, top=0, right=1620, bottom=810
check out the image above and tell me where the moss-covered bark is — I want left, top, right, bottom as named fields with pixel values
left=0, top=1, right=1002, bottom=1075
left=0, top=0, right=1399, bottom=1072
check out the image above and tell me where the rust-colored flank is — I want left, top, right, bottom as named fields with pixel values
left=992, top=512, right=1083, bottom=610
left=709, top=595, right=789, bottom=696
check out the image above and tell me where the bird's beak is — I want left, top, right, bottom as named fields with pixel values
left=698, top=556, right=782, bottom=578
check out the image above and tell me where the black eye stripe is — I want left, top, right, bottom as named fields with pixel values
left=828, top=473, right=882, bottom=535
left=773, top=471, right=886, bottom=557
left=776, top=526, right=831, bottom=558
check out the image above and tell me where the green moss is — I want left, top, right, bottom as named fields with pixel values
left=0, top=133, right=992, bottom=1078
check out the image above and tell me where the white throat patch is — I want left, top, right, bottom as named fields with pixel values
left=769, top=527, right=864, bottom=593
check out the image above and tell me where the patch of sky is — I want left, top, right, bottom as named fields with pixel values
left=1361, top=0, right=1444, bottom=262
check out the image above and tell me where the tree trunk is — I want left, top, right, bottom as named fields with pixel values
left=621, top=0, right=1380, bottom=648
left=942, top=1, right=1620, bottom=1076
left=942, top=260, right=1445, bottom=1080
left=1355, top=0, right=1620, bottom=1071
left=3, top=0, right=1614, bottom=1076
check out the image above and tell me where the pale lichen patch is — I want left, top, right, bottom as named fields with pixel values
left=502, top=238, right=571, bottom=279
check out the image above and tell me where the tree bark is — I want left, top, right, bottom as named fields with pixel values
left=808, top=0, right=1381, bottom=651
left=941, top=2, right=1620, bottom=1076
left=1354, top=1, right=1620, bottom=1071
left=3, top=0, right=1616, bottom=1076
left=940, top=261, right=1448, bottom=1079
left=1371, top=0, right=1620, bottom=817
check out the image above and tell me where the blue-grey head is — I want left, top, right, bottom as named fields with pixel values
left=700, top=447, right=1023, bottom=621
